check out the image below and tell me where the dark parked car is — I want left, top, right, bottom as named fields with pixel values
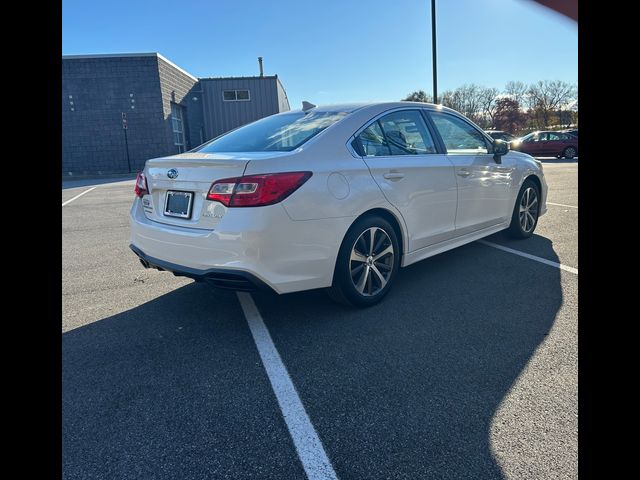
left=485, top=130, right=517, bottom=142
left=511, top=131, right=578, bottom=159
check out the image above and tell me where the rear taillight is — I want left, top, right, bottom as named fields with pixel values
left=207, top=171, right=312, bottom=207
left=134, top=172, right=148, bottom=197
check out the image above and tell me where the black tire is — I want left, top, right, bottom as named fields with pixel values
left=327, top=215, right=400, bottom=307
left=506, top=179, right=541, bottom=239
left=563, top=146, right=577, bottom=159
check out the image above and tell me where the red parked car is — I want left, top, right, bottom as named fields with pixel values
left=511, top=130, right=578, bottom=159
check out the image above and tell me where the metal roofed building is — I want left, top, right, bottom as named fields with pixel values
left=62, top=53, right=290, bottom=176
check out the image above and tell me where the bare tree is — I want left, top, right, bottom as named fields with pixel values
left=479, top=87, right=500, bottom=128
left=441, top=84, right=484, bottom=124
left=504, top=81, right=528, bottom=107
left=527, top=80, right=577, bottom=128
left=403, top=80, right=577, bottom=131
left=402, top=90, right=432, bottom=103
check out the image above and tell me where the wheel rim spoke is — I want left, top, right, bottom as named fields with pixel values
left=373, top=245, right=393, bottom=262
left=370, top=265, right=387, bottom=289
left=350, top=250, right=367, bottom=263
left=355, top=265, right=370, bottom=294
left=526, top=211, right=535, bottom=228
left=373, top=233, right=386, bottom=255
left=368, top=228, right=377, bottom=255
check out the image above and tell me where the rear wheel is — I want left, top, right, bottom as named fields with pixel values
left=506, top=179, right=540, bottom=239
left=563, top=146, right=577, bottom=159
left=328, top=216, right=400, bottom=307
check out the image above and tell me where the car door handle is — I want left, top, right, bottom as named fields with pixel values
left=457, top=169, right=471, bottom=177
left=383, top=172, right=405, bottom=181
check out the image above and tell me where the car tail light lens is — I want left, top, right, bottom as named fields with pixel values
left=207, top=171, right=312, bottom=207
left=134, top=172, right=148, bottom=197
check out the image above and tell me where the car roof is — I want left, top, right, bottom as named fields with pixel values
left=289, top=101, right=462, bottom=115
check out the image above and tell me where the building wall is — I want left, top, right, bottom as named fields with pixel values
left=62, top=54, right=290, bottom=175
left=200, top=76, right=288, bottom=139
left=156, top=56, right=204, bottom=153
left=62, top=55, right=167, bottom=175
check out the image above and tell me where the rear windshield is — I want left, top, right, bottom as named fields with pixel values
left=196, top=111, right=349, bottom=153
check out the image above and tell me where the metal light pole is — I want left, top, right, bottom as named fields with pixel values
left=431, top=0, right=438, bottom=104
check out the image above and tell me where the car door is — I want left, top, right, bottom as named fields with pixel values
left=521, top=132, right=543, bottom=156
left=546, top=132, right=563, bottom=155
left=427, top=110, right=515, bottom=236
left=353, top=109, right=458, bottom=252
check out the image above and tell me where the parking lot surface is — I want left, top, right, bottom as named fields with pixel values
left=62, top=160, right=578, bottom=479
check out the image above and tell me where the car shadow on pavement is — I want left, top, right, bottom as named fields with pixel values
left=63, top=237, right=563, bottom=479
left=250, top=238, right=564, bottom=479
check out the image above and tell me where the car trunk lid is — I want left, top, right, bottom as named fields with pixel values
left=141, top=152, right=287, bottom=229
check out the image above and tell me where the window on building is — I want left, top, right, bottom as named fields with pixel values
left=171, top=103, right=186, bottom=153
left=222, top=89, right=251, bottom=102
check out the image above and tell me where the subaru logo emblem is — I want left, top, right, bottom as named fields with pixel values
left=167, top=169, right=178, bottom=179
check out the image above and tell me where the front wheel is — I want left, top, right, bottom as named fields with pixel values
left=506, top=179, right=540, bottom=239
left=327, top=216, right=400, bottom=307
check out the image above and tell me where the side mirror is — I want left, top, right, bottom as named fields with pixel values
left=493, top=139, right=509, bottom=164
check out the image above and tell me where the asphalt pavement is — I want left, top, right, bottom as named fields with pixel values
left=62, top=160, right=578, bottom=479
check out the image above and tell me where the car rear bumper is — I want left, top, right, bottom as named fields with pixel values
left=129, top=197, right=354, bottom=294
left=129, top=243, right=273, bottom=292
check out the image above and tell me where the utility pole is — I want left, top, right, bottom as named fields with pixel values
left=431, top=0, right=438, bottom=104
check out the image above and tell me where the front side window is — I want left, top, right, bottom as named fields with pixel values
left=378, top=111, right=436, bottom=155
left=548, top=132, right=561, bottom=141
left=429, top=112, right=488, bottom=154
left=535, top=133, right=548, bottom=142
left=196, top=111, right=348, bottom=153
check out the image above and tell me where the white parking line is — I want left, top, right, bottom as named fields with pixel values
left=236, top=292, right=338, bottom=480
left=62, top=186, right=97, bottom=207
left=547, top=202, right=578, bottom=209
left=478, top=240, right=578, bottom=275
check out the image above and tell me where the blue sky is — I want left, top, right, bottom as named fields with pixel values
left=62, top=0, right=577, bottom=109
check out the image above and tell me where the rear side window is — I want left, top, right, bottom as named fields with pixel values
left=356, top=110, right=437, bottom=157
left=429, top=112, right=489, bottom=154
left=358, top=122, right=391, bottom=157
left=548, top=132, right=561, bottom=141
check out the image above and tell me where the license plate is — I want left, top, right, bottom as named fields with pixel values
left=164, top=191, right=193, bottom=219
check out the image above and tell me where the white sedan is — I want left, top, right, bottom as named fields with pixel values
left=130, top=102, right=547, bottom=306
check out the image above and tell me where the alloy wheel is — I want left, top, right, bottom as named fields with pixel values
left=519, top=187, right=539, bottom=233
left=349, top=227, right=394, bottom=296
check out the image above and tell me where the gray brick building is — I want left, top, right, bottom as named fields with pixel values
left=62, top=53, right=290, bottom=176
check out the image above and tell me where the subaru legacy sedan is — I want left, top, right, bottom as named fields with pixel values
left=130, top=102, right=547, bottom=306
